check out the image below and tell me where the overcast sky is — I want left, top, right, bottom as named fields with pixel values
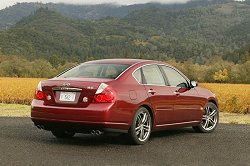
left=0, top=0, right=190, bottom=10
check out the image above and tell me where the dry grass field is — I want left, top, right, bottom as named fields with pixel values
left=200, top=83, right=250, bottom=114
left=0, top=77, right=45, bottom=105
left=0, top=77, right=249, bottom=114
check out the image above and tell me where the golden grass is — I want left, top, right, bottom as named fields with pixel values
left=0, top=77, right=249, bottom=114
left=200, top=83, right=250, bottom=114
left=0, top=77, right=45, bottom=104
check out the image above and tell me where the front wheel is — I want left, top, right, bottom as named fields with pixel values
left=193, top=102, right=219, bottom=133
left=51, top=130, right=75, bottom=138
left=128, top=107, right=152, bottom=145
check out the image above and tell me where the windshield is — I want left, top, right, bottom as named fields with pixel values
left=58, top=63, right=130, bottom=79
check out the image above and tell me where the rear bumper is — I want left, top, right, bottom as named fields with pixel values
left=31, top=99, right=131, bottom=132
left=32, top=119, right=127, bottom=133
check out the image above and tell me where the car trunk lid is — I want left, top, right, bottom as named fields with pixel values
left=41, top=77, right=113, bottom=108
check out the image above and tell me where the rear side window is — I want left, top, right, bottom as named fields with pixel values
left=133, top=69, right=143, bottom=84
left=142, top=65, right=165, bottom=85
left=58, top=63, right=130, bottom=79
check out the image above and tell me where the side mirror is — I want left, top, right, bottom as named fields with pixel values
left=190, top=81, right=198, bottom=88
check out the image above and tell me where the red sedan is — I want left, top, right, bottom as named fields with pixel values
left=31, top=59, right=219, bottom=144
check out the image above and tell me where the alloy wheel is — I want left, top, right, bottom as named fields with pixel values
left=135, top=111, right=151, bottom=142
left=201, top=104, right=218, bottom=131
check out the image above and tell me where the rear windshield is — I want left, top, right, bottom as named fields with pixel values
left=58, top=63, right=130, bottom=79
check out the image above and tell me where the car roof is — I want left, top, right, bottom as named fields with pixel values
left=85, top=59, right=152, bottom=65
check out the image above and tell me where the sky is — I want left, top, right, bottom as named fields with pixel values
left=0, top=0, right=190, bottom=10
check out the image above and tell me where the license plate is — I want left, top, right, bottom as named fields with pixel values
left=59, top=92, right=76, bottom=102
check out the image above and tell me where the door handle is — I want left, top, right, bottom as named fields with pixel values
left=148, top=89, right=156, bottom=95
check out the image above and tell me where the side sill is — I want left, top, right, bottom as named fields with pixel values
left=156, top=121, right=200, bottom=127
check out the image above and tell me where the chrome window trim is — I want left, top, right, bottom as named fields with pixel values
left=132, top=63, right=167, bottom=86
left=132, top=63, right=191, bottom=87
left=52, top=87, right=82, bottom=92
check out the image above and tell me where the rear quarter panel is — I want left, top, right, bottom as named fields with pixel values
left=108, top=70, right=150, bottom=126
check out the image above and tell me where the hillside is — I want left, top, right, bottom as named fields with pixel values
left=124, top=2, right=250, bottom=62
left=0, top=2, right=250, bottom=64
left=0, top=0, right=236, bottom=30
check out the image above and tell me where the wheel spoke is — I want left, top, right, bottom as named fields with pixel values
left=136, top=117, right=143, bottom=128
left=135, top=126, right=141, bottom=131
left=137, top=115, right=142, bottom=125
left=205, top=107, right=210, bottom=115
left=140, top=128, right=144, bottom=140
left=208, top=118, right=215, bottom=126
left=210, top=110, right=217, bottom=117
left=136, top=129, right=140, bottom=135
left=141, top=113, right=147, bottom=124
left=143, top=125, right=150, bottom=131
left=204, top=119, right=209, bottom=128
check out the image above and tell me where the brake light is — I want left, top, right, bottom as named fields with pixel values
left=93, top=83, right=116, bottom=103
left=36, top=91, right=44, bottom=100
left=34, top=81, right=44, bottom=100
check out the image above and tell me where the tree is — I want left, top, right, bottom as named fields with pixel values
left=213, top=69, right=229, bottom=82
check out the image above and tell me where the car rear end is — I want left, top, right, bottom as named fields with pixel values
left=31, top=62, right=132, bottom=133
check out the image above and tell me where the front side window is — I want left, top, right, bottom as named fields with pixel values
left=58, top=63, right=130, bottom=79
left=161, top=66, right=188, bottom=87
left=142, top=65, right=165, bottom=85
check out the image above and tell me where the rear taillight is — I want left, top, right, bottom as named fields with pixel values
left=93, top=83, right=116, bottom=103
left=34, top=81, right=45, bottom=100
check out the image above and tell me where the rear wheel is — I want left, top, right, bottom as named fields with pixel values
left=128, top=107, right=152, bottom=145
left=193, top=102, right=219, bottom=133
left=51, top=130, right=75, bottom=138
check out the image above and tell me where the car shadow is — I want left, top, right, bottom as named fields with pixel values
left=151, top=127, right=195, bottom=138
left=40, top=127, right=196, bottom=146
left=0, top=117, right=197, bottom=146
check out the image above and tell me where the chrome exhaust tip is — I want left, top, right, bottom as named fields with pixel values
left=96, top=130, right=103, bottom=135
left=40, top=125, right=45, bottom=129
left=90, top=130, right=104, bottom=135
left=91, top=130, right=96, bottom=135
left=36, top=125, right=41, bottom=129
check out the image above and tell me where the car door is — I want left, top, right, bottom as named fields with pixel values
left=140, top=64, right=175, bottom=125
left=160, top=65, right=203, bottom=123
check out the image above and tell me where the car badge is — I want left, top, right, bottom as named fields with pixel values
left=63, top=82, right=70, bottom=87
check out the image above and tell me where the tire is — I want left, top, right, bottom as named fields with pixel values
left=193, top=102, right=219, bottom=133
left=128, top=107, right=152, bottom=145
left=51, top=130, right=75, bottom=138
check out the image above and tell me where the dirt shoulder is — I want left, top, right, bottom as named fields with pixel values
left=0, top=103, right=249, bottom=124
left=0, top=103, right=30, bottom=117
left=219, top=112, right=250, bottom=124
